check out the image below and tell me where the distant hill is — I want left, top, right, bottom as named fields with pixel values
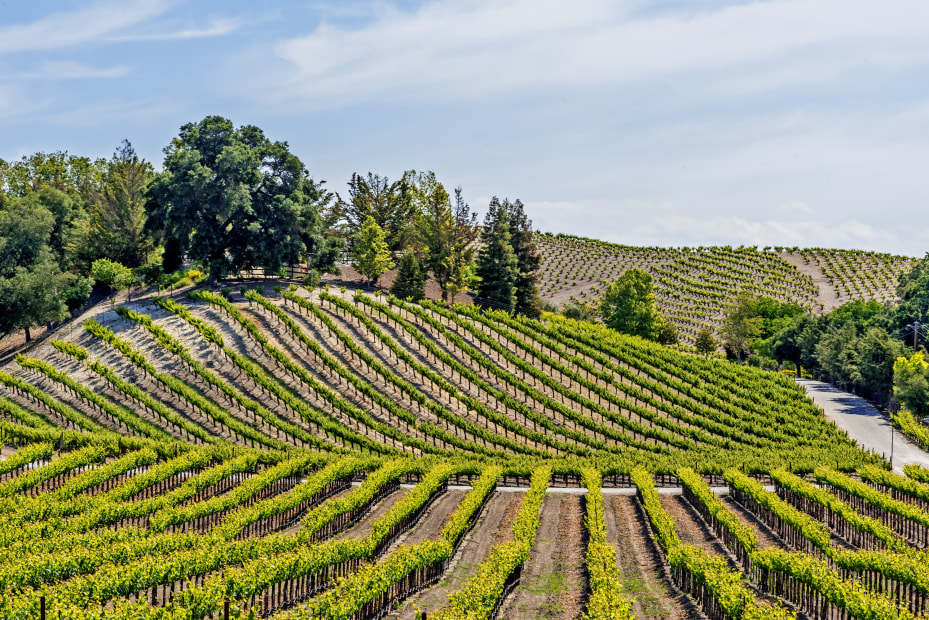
left=536, top=233, right=915, bottom=343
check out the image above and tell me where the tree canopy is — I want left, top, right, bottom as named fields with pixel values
left=599, top=268, right=668, bottom=341
left=415, top=178, right=479, bottom=304
left=390, top=252, right=426, bottom=301
left=145, top=116, right=337, bottom=281
left=0, top=190, right=92, bottom=340
left=81, top=141, right=154, bottom=269
left=695, top=327, right=716, bottom=357
left=894, top=352, right=929, bottom=417
left=352, top=216, right=394, bottom=284
left=475, top=198, right=519, bottom=312
left=338, top=172, right=416, bottom=253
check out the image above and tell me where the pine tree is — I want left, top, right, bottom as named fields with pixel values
left=352, top=216, right=394, bottom=285
left=507, top=199, right=542, bottom=318
left=338, top=172, right=416, bottom=253
left=390, top=252, right=426, bottom=301
left=475, top=198, right=518, bottom=312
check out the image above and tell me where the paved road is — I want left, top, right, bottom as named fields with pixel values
left=797, top=378, right=929, bottom=473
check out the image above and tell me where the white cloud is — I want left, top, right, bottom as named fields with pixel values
left=776, top=201, right=815, bottom=218
left=269, top=0, right=929, bottom=107
left=0, top=1, right=170, bottom=54
left=33, top=61, right=129, bottom=79
left=105, top=18, right=245, bottom=41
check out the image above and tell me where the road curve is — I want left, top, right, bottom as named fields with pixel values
left=797, top=378, right=929, bottom=473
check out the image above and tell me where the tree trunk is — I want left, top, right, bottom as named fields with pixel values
left=24, top=327, right=31, bottom=343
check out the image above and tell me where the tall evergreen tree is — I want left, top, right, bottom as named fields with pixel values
left=338, top=172, right=416, bottom=253
left=475, top=198, right=518, bottom=312
left=415, top=177, right=478, bottom=303
left=82, top=141, right=154, bottom=268
left=444, top=187, right=479, bottom=303
left=390, top=252, right=426, bottom=301
left=506, top=199, right=542, bottom=318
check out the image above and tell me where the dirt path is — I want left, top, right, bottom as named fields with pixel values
left=498, top=494, right=585, bottom=619
left=607, top=495, right=696, bottom=620
left=276, top=485, right=356, bottom=537
left=388, top=492, right=524, bottom=620
left=660, top=495, right=732, bottom=560
left=397, top=490, right=467, bottom=546
left=719, top=496, right=787, bottom=550
left=337, top=488, right=408, bottom=541
left=778, top=252, right=840, bottom=312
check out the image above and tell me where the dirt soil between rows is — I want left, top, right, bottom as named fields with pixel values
left=389, top=491, right=523, bottom=619
left=497, top=493, right=585, bottom=619
left=607, top=495, right=697, bottom=620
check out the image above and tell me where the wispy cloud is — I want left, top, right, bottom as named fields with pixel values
left=30, top=61, right=129, bottom=80
left=269, top=0, right=929, bottom=107
left=0, top=0, right=170, bottom=54
left=105, top=17, right=246, bottom=41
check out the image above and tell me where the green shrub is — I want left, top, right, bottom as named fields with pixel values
left=302, top=269, right=321, bottom=289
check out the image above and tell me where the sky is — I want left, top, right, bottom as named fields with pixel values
left=1, top=0, right=928, bottom=255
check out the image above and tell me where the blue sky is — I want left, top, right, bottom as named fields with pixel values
left=2, top=0, right=928, bottom=255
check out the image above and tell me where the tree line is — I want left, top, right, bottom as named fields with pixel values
left=714, top=259, right=929, bottom=415
left=0, top=116, right=543, bottom=343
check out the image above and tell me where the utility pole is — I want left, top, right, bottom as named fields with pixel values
left=907, top=321, right=921, bottom=352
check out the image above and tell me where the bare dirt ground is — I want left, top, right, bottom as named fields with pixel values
left=396, top=490, right=467, bottom=546
left=719, top=496, right=787, bottom=550
left=322, top=264, right=476, bottom=306
left=606, top=495, right=696, bottom=620
left=778, top=252, right=841, bottom=313
left=389, top=492, right=524, bottom=620
left=498, top=494, right=585, bottom=620
left=337, top=488, right=408, bottom=541
left=660, top=495, right=732, bottom=560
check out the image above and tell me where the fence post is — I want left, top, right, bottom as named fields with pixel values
left=40, top=596, right=45, bottom=620
left=224, top=599, right=230, bottom=620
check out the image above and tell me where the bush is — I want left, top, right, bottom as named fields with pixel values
left=91, top=258, right=133, bottom=292
left=302, top=269, right=321, bottom=289
left=746, top=356, right=779, bottom=371
left=563, top=302, right=597, bottom=322
left=134, top=259, right=163, bottom=286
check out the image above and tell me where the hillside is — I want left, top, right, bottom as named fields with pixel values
left=2, top=288, right=868, bottom=471
left=0, top=285, right=926, bottom=620
left=536, top=233, right=915, bottom=342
